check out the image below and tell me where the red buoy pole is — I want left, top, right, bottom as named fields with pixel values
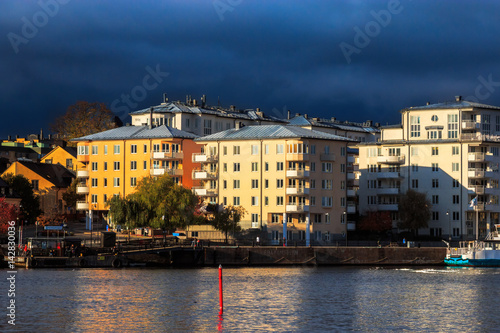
left=219, top=264, right=223, bottom=314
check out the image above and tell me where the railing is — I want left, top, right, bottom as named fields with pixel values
left=192, top=153, right=218, bottom=163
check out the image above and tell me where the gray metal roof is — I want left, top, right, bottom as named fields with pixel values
left=130, top=101, right=287, bottom=123
left=72, top=125, right=199, bottom=141
left=288, top=115, right=380, bottom=133
left=195, top=125, right=356, bottom=142
left=402, top=100, right=500, bottom=112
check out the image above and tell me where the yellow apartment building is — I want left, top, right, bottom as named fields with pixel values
left=41, top=146, right=83, bottom=172
left=193, top=125, right=355, bottom=245
left=72, top=124, right=200, bottom=227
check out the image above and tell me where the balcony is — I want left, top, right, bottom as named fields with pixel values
left=192, top=153, right=218, bottom=163
left=377, top=155, right=405, bottom=164
left=462, top=120, right=480, bottom=130
left=286, top=169, right=310, bottom=178
left=347, top=221, right=356, bottom=231
left=151, top=168, right=184, bottom=176
left=192, top=170, right=217, bottom=180
left=347, top=173, right=355, bottom=180
left=285, top=187, right=309, bottom=195
left=76, top=185, right=89, bottom=194
left=76, top=201, right=89, bottom=210
left=76, top=169, right=89, bottom=178
left=192, top=187, right=218, bottom=197
left=468, top=185, right=485, bottom=194
left=285, top=204, right=309, bottom=213
left=468, top=168, right=489, bottom=178
left=377, top=172, right=403, bottom=179
left=468, top=152, right=493, bottom=162
left=347, top=188, right=356, bottom=197
left=152, top=151, right=184, bottom=160
left=347, top=204, right=356, bottom=214
left=286, top=153, right=309, bottom=161
left=377, top=203, right=399, bottom=211
left=77, top=154, right=89, bottom=163
left=320, top=153, right=335, bottom=161
left=347, top=155, right=355, bottom=163
left=377, top=187, right=400, bottom=195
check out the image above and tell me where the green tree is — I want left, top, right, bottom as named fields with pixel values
left=50, top=101, right=119, bottom=144
left=62, top=178, right=85, bottom=220
left=107, top=195, right=146, bottom=241
left=207, top=204, right=246, bottom=243
left=1, top=174, right=41, bottom=223
left=397, top=189, right=431, bottom=237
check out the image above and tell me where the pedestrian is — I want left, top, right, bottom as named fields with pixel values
left=256, top=236, right=260, bottom=246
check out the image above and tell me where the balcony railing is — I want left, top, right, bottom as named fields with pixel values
left=76, top=185, right=89, bottom=194
left=285, top=204, right=309, bottom=213
left=192, top=187, right=218, bottom=197
left=192, top=153, right=218, bottom=163
left=285, top=153, right=309, bottom=161
left=76, top=201, right=89, bottom=210
left=377, top=155, right=405, bottom=164
left=76, top=169, right=89, bottom=178
left=286, top=169, right=310, bottom=178
left=462, top=120, right=480, bottom=130
left=151, top=168, right=184, bottom=176
left=285, top=187, right=309, bottom=195
left=152, top=151, right=184, bottom=160
left=192, top=170, right=217, bottom=180
left=377, top=187, right=400, bottom=195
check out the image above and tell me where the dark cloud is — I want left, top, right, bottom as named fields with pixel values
left=2, top=0, right=500, bottom=137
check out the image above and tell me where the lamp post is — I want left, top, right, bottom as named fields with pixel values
left=343, top=211, right=347, bottom=247
left=446, top=210, right=451, bottom=245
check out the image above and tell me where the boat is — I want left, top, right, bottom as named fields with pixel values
left=445, top=226, right=500, bottom=267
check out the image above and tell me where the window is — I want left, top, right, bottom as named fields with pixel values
left=251, top=197, right=258, bottom=206
left=453, top=179, right=459, bottom=188
left=322, top=196, right=333, bottom=207
left=411, top=147, right=418, bottom=156
left=233, top=197, right=240, bottom=206
left=453, top=195, right=460, bottom=204
left=411, top=164, right=418, bottom=172
left=322, top=180, right=332, bottom=190
left=314, top=214, right=322, bottom=223
left=251, top=179, right=259, bottom=189
left=104, top=178, right=107, bottom=187
left=340, top=197, right=346, bottom=207
left=388, top=148, right=400, bottom=156
left=223, top=163, right=227, bottom=172
left=103, top=194, right=107, bottom=203
left=311, top=145, right=316, bottom=155
left=412, top=179, right=418, bottom=189
left=131, top=144, right=137, bottom=154
left=131, top=161, right=137, bottom=170
left=233, top=180, right=240, bottom=189
left=45, top=158, right=52, bottom=164
left=265, top=162, right=269, bottom=171
left=265, top=144, right=269, bottom=154
left=483, top=115, right=491, bottom=134
left=233, top=145, right=240, bottom=155
left=410, top=116, right=420, bottom=137
left=265, top=179, right=269, bottom=189
left=310, top=179, right=316, bottom=189
left=143, top=161, right=147, bottom=170
left=452, top=146, right=459, bottom=155
left=104, top=145, right=108, bottom=155
left=310, top=196, right=316, bottom=206
left=251, top=145, right=258, bottom=155
left=223, top=180, right=227, bottom=189
left=453, top=211, right=460, bottom=220
left=432, top=147, right=439, bottom=155
left=252, top=162, right=258, bottom=172
left=78, top=145, right=89, bottom=156
left=322, top=163, right=332, bottom=173
left=91, top=178, right=98, bottom=187
left=144, top=144, right=147, bottom=153
left=114, top=162, right=120, bottom=171
left=452, top=163, right=459, bottom=172
left=265, top=197, right=269, bottom=206
left=447, top=114, right=459, bottom=138
left=91, top=194, right=98, bottom=204
left=340, top=164, right=346, bottom=173
left=92, top=145, right=98, bottom=155
left=277, top=162, right=284, bottom=171
left=251, top=214, right=258, bottom=223
left=428, top=130, right=442, bottom=139
left=92, top=162, right=98, bottom=171
left=131, top=177, right=137, bottom=187
left=114, top=145, right=120, bottom=154
left=277, top=196, right=284, bottom=205
left=204, top=119, right=212, bottom=135
left=276, top=144, right=284, bottom=154
left=114, top=177, right=120, bottom=187
left=341, top=147, right=346, bottom=156
left=432, top=163, right=439, bottom=172
left=432, top=195, right=439, bottom=204
left=341, top=181, right=345, bottom=190
left=310, top=162, right=316, bottom=172
left=432, top=211, right=439, bottom=220
left=432, top=179, right=439, bottom=188
left=276, top=179, right=284, bottom=188
left=272, top=214, right=280, bottom=223
left=233, top=163, right=240, bottom=172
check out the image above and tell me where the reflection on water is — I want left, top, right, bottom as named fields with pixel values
left=2, top=266, right=500, bottom=332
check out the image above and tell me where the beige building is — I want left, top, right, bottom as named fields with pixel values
left=194, top=124, right=355, bottom=245
left=358, top=96, right=500, bottom=240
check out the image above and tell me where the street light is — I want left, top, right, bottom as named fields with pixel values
left=343, top=211, right=347, bottom=247
left=446, top=210, right=451, bottom=245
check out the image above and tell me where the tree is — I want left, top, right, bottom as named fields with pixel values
left=62, top=178, right=85, bottom=220
left=50, top=101, right=119, bottom=144
left=2, top=174, right=41, bottom=223
left=207, top=204, right=246, bottom=243
left=358, top=211, right=392, bottom=234
left=398, top=189, right=431, bottom=236
left=0, top=198, right=19, bottom=234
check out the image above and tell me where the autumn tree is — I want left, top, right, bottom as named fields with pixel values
left=358, top=211, right=392, bottom=234
left=50, top=101, right=119, bottom=144
left=207, top=204, right=246, bottom=243
left=0, top=198, right=19, bottom=234
left=2, top=174, right=41, bottom=223
left=398, top=189, right=431, bottom=236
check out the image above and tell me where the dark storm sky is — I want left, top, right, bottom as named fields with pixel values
left=2, top=0, right=500, bottom=138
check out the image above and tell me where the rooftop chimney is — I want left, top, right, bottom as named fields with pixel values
left=149, top=107, right=154, bottom=129
left=455, top=95, right=462, bottom=102
left=287, top=110, right=291, bottom=120
left=163, top=93, right=168, bottom=104
left=201, top=95, right=206, bottom=107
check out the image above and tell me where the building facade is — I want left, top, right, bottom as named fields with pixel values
left=194, top=125, right=355, bottom=244
left=358, top=96, right=500, bottom=240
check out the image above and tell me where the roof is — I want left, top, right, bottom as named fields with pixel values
left=402, top=99, right=500, bottom=112
left=195, top=125, right=356, bottom=142
left=129, top=101, right=287, bottom=123
left=72, top=125, right=199, bottom=141
left=42, top=146, right=77, bottom=160
left=288, top=116, right=380, bottom=134
left=14, top=161, right=75, bottom=188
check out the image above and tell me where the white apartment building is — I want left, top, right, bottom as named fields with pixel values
left=358, top=96, right=500, bottom=240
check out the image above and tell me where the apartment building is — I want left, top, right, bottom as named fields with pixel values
left=193, top=124, right=355, bottom=245
left=358, top=96, right=500, bottom=240
left=129, top=96, right=286, bottom=136
left=41, top=146, right=82, bottom=173
left=73, top=124, right=200, bottom=225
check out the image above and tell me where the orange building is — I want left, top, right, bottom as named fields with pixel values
left=72, top=124, right=200, bottom=225
left=41, top=146, right=83, bottom=172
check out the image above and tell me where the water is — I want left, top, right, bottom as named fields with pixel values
left=2, top=266, right=500, bottom=332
